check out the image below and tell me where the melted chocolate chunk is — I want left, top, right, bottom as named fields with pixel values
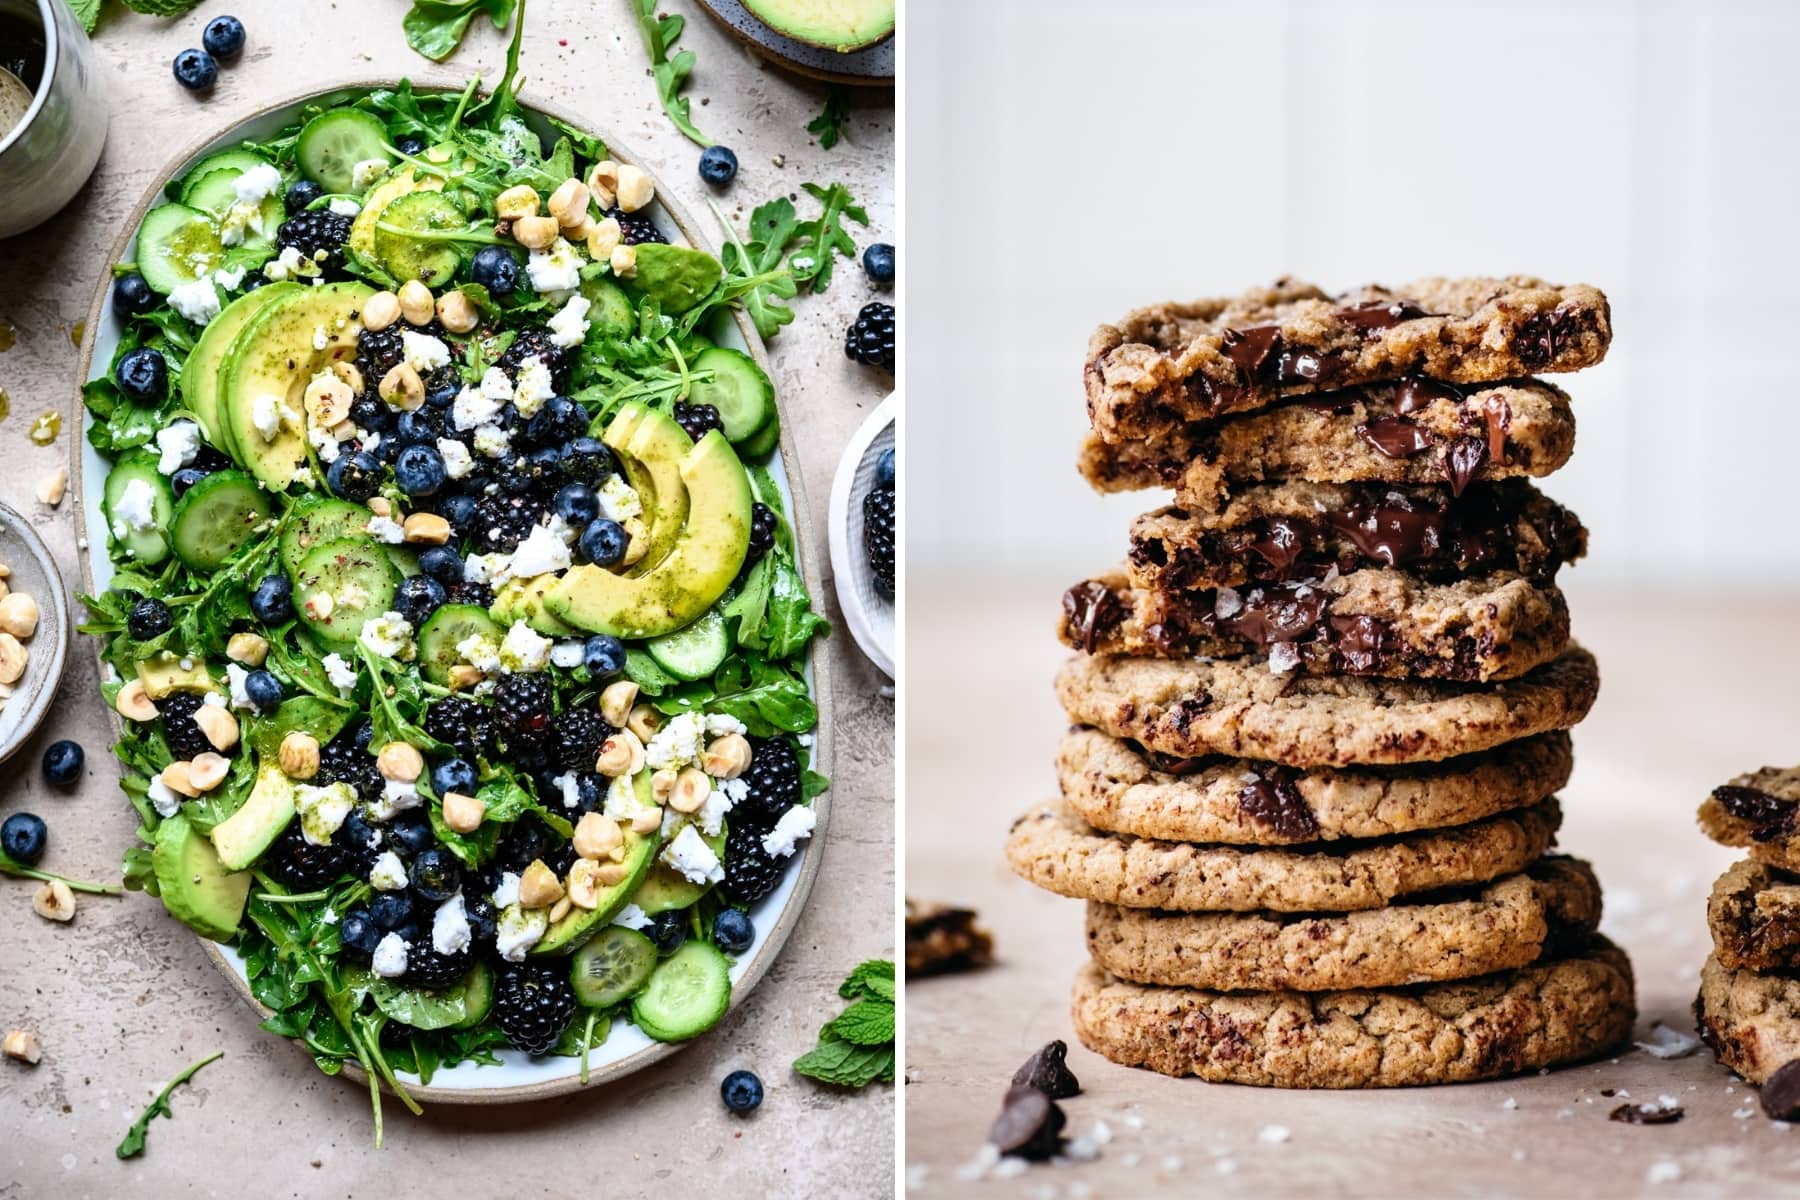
left=989, top=1084, right=1066, bottom=1161
left=1142, top=747, right=1208, bottom=776
left=1394, top=374, right=1464, bottom=415
left=1359, top=416, right=1433, bottom=459
left=1328, top=613, right=1391, bottom=673
left=1292, top=389, right=1361, bottom=415
left=1222, top=324, right=1282, bottom=377
left=1209, top=585, right=1328, bottom=646
left=1714, top=785, right=1799, bottom=843
left=1324, top=504, right=1447, bottom=568
left=1012, top=1041, right=1082, bottom=1100
left=1062, top=581, right=1123, bottom=654
left=1238, top=769, right=1319, bottom=840
left=1444, top=436, right=1488, bottom=496
left=1275, top=347, right=1349, bottom=387
left=1610, top=1102, right=1685, bottom=1126
left=1514, top=304, right=1589, bottom=369
left=1245, top=516, right=1314, bottom=574
left=1336, top=299, right=1433, bottom=332
left=1762, top=1059, right=1800, bottom=1120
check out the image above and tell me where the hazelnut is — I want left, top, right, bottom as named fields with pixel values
left=495, top=183, right=541, bottom=221
left=547, top=178, right=591, bottom=227
left=561, top=210, right=596, bottom=241
left=585, top=161, right=619, bottom=209
left=614, top=164, right=655, bottom=213
left=36, top=467, right=67, bottom=507
left=160, top=761, right=199, bottom=798
left=2, top=1029, right=41, bottom=1065
left=377, top=742, right=424, bottom=783
left=595, top=730, right=646, bottom=778
left=441, top=790, right=486, bottom=834
left=593, top=859, right=629, bottom=886
left=651, top=767, right=678, bottom=805
left=437, top=290, right=479, bottom=334
left=599, top=680, right=640, bottom=727
left=2, top=592, right=45, bottom=639
left=362, top=291, right=402, bottom=332
left=226, top=631, right=270, bottom=667
left=402, top=512, right=451, bottom=545
left=670, top=767, right=711, bottom=814
left=512, top=214, right=560, bottom=251
left=331, top=359, right=366, bottom=394
left=115, top=679, right=158, bottom=722
left=31, top=880, right=74, bottom=922
left=626, top=703, right=662, bottom=742
left=702, top=733, right=752, bottom=780
left=380, top=362, right=425, bottom=409
left=609, top=243, right=638, bottom=279
left=630, top=807, right=663, bottom=836
left=585, top=217, right=623, bottom=262
left=397, top=280, right=435, bottom=326
left=303, top=371, right=354, bottom=427
left=304, top=590, right=335, bottom=620
left=572, top=812, right=623, bottom=860
left=367, top=496, right=393, bottom=518
left=0, top=633, right=26, bottom=685
left=518, top=859, right=565, bottom=909
left=549, top=896, right=572, bottom=924
left=194, top=704, right=240, bottom=753
left=278, top=731, right=320, bottom=780
left=448, top=664, right=485, bottom=691
left=188, top=752, right=230, bottom=792
left=566, top=859, right=600, bottom=910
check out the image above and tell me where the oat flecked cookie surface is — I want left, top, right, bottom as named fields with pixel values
left=1056, top=728, right=1572, bottom=844
left=1696, top=951, right=1800, bottom=1085
left=1084, top=855, right=1602, bottom=992
left=1084, top=275, right=1610, bottom=444
left=1054, top=644, right=1599, bottom=767
left=1003, top=798, right=1561, bottom=913
left=1071, top=936, right=1634, bottom=1088
left=1706, top=859, right=1800, bottom=972
left=1698, top=766, right=1800, bottom=872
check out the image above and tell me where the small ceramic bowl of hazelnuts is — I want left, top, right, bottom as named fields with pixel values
left=0, top=500, right=68, bottom=767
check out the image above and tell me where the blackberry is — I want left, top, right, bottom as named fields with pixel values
left=493, top=674, right=552, bottom=740
left=404, top=945, right=473, bottom=991
left=741, top=502, right=778, bottom=572
left=495, top=815, right=573, bottom=877
left=845, top=302, right=895, bottom=371
left=721, top=824, right=784, bottom=905
left=507, top=731, right=552, bottom=774
left=471, top=493, right=546, bottom=554
left=863, top=482, right=895, bottom=597
left=735, top=737, right=802, bottom=828
left=446, top=580, right=495, bottom=608
left=550, top=709, right=613, bottom=774
left=425, top=696, right=496, bottom=758
left=464, top=891, right=498, bottom=950
left=355, top=326, right=407, bottom=389
left=317, top=726, right=382, bottom=801
left=497, top=326, right=568, bottom=391
left=261, top=824, right=349, bottom=890
left=673, top=402, right=724, bottom=444
left=604, top=205, right=667, bottom=247
left=275, top=211, right=353, bottom=273
left=158, top=692, right=214, bottom=761
left=493, top=961, right=578, bottom=1055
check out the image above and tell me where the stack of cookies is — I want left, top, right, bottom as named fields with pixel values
left=1695, top=769, right=1800, bottom=1115
left=1006, top=277, right=1638, bottom=1088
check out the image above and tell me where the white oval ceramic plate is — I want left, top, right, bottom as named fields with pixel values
left=0, top=499, right=69, bottom=766
left=73, top=83, right=833, bottom=1104
left=828, top=395, right=895, bottom=678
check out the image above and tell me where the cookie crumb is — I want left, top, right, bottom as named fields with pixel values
left=905, top=899, right=994, bottom=977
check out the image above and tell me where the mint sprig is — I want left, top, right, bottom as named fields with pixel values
left=794, top=959, right=895, bottom=1088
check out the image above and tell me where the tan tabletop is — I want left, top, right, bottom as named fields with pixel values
left=0, top=3, right=893, bottom=1192
left=906, top=571, right=1800, bottom=1198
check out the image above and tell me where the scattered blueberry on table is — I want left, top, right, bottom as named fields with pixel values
left=172, top=49, right=218, bottom=93
left=862, top=242, right=895, bottom=284
left=201, top=15, right=246, bottom=62
left=2, top=812, right=46, bottom=864
left=42, top=740, right=83, bottom=788
left=698, top=145, right=739, bottom=187
left=721, top=1069, right=764, bottom=1113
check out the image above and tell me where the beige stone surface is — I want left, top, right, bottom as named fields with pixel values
left=907, top=572, right=1800, bottom=1198
left=0, top=2, right=893, bottom=1192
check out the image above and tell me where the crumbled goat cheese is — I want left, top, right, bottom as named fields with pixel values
left=645, top=711, right=708, bottom=770
left=366, top=778, right=422, bottom=822
left=511, top=357, right=555, bottom=417
left=546, top=294, right=591, bottom=349
left=508, top=523, right=572, bottom=578
left=760, top=804, right=817, bottom=860
left=696, top=780, right=733, bottom=837
left=306, top=421, right=344, bottom=464
left=457, top=633, right=502, bottom=675
left=321, top=652, right=358, bottom=694
left=705, top=714, right=748, bottom=738
left=433, top=893, right=472, bottom=956
left=550, top=641, right=585, bottom=669
left=499, top=621, right=552, bottom=673
left=250, top=393, right=283, bottom=442
left=495, top=905, right=547, bottom=961
left=490, top=872, right=522, bottom=909
left=368, top=851, right=409, bottom=891
left=233, top=162, right=283, bottom=203
left=603, top=774, right=657, bottom=825
left=155, top=421, right=201, bottom=474
left=295, top=782, right=356, bottom=845
left=550, top=773, right=581, bottom=809
left=328, top=197, right=361, bottom=217
left=211, top=265, right=246, bottom=291
left=109, top=478, right=159, bottom=537
left=612, top=903, right=652, bottom=931
left=661, top=824, right=725, bottom=885
left=401, top=330, right=452, bottom=374
left=359, top=611, right=416, bottom=661
left=225, top=663, right=254, bottom=711
left=472, top=424, right=511, bottom=459
left=526, top=237, right=583, bottom=294
left=597, top=475, right=642, bottom=521
left=365, top=515, right=405, bottom=543
left=451, top=381, right=506, bottom=431
left=370, top=932, right=409, bottom=978
left=437, top=437, right=474, bottom=479
left=147, top=776, right=182, bottom=818
left=351, top=159, right=389, bottom=190
left=167, top=277, right=222, bottom=325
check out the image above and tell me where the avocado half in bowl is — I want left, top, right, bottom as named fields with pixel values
left=740, top=0, right=895, bottom=53
left=73, top=80, right=833, bottom=1107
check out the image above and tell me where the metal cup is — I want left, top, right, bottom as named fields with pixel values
left=0, top=0, right=108, bottom=239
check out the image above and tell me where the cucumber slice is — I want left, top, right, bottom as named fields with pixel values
left=734, top=411, right=781, bottom=461
left=177, top=150, right=271, bottom=198
left=364, top=962, right=494, bottom=1031
left=569, top=927, right=659, bottom=1009
left=645, top=607, right=731, bottom=681
left=136, top=203, right=224, bottom=294
left=579, top=276, right=635, bottom=338
left=170, top=470, right=273, bottom=570
left=290, top=536, right=401, bottom=649
left=688, top=348, right=775, bottom=444
left=416, top=603, right=505, bottom=684
left=375, top=190, right=465, bottom=287
left=296, top=109, right=390, bottom=195
left=630, top=940, right=732, bottom=1042
left=102, top=451, right=174, bottom=566
left=281, top=493, right=383, bottom=575
left=181, top=168, right=284, bottom=254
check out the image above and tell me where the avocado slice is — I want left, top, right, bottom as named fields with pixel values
left=546, top=431, right=751, bottom=638
left=220, top=281, right=376, bottom=490
left=348, top=166, right=443, bottom=266
left=136, top=651, right=213, bottom=700
left=631, top=821, right=727, bottom=914
left=602, top=403, right=690, bottom=578
left=490, top=573, right=583, bottom=638
left=531, top=828, right=661, bottom=957
left=181, top=283, right=297, bottom=451
left=621, top=244, right=722, bottom=316
left=210, top=763, right=297, bottom=872
left=740, top=0, right=894, bottom=51
left=153, top=812, right=252, bottom=942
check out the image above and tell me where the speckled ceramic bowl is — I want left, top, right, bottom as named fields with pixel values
left=0, top=498, right=69, bottom=766
left=828, top=394, right=894, bottom=677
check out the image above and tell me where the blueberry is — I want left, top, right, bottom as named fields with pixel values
left=339, top=809, right=380, bottom=859
left=394, top=575, right=446, bottom=627
left=720, top=1070, right=763, bottom=1113
left=368, top=891, right=414, bottom=931
left=440, top=493, right=478, bottom=534
left=172, top=48, right=218, bottom=92
left=559, top=437, right=616, bottom=485
left=114, top=347, right=168, bottom=404
left=126, top=597, right=173, bottom=641
left=351, top=720, right=375, bottom=753
left=170, top=466, right=210, bottom=498
left=417, top=546, right=464, bottom=586
left=395, top=444, right=447, bottom=496
left=393, top=408, right=443, bottom=447
left=469, top=245, right=521, bottom=295
left=712, top=908, right=754, bottom=954
left=647, top=910, right=687, bottom=956
left=396, top=135, right=427, bottom=157
left=338, top=908, right=381, bottom=958
left=410, top=847, right=460, bottom=902
left=431, top=758, right=478, bottom=799
left=550, top=483, right=598, bottom=526
left=241, top=274, right=270, bottom=291
left=201, top=15, right=246, bottom=61
left=498, top=456, right=537, bottom=495
left=526, top=396, right=586, bottom=447
left=111, top=273, right=155, bottom=317
left=41, top=740, right=83, bottom=788
left=862, top=242, right=895, bottom=284
left=578, top=519, right=627, bottom=566
left=243, top=669, right=283, bottom=713
left=464, top=892, right=497, bottom=947
left=285, top=179, right=322, bottom=211
left=425, top=377, right=461, bottom=409
left=523, top=446, right=564, bottom=485
left=698, top=145, right=738, bottom=188
left=389, top=922, right=421, bottom=947
left=249, top=575, right=293, bottom=624
left=1, top=813, right=46, bottom=865
left=582, top=635, right=625, bottom=680
left=350, top=396, right=395, bottom=433
left=387, top=816, right=432, bottom=857
left=326, top=450, right=382, bottom=502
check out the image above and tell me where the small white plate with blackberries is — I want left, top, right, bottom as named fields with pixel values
left=828, top=394, right=895, bottom=677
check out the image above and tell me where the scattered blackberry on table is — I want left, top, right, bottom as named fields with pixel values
left=275, top=211, right=353, bottom=273
left=604, top=205, right=667, bottom=246
left=493, top=961, right=578, bottom=1055
left=158, top=693, right=214, bottom=760
left=404, top=946, right=473, bottom=991
left=2, top=813, right=46, bottom=864
left=673, top=401, right=724, bottom=444
left=425, top=696, right=495, bottom=758
left=721, top=824, right=784, bottom=905
left=844, top=302, right=895, bottom=372
left=172, top=48, right=217, bottom=92
left=741, top=502, right=778, bottom=572
left=551, top=709, right=613, bottom=774
left=471, top=493, right=546, bottom=554
left=735, top=737, right=802, bottom=829
left=261, top=824, right=348, bottom=890
left=863, top=481, right=895, bottom=597
left=126, top=596, right=173, bottom=641
left=493, top=673, right=552, bottom=741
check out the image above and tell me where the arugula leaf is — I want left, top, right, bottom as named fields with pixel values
left=115, top=1051, right=222, bottom=1159
left=794, top=959, right=895, bottom=1088
left=404, top=0, right=518, bottom=62
left=631, top=0, right=711, bottom=148
left=788, top=183, right=867, bottom=293
left=0, top=846, right=122, bottom=895
left=805, top=87, right=851, bottom=149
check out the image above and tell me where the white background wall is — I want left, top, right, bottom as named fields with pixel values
left=907, top=0, right=1800, bottom=585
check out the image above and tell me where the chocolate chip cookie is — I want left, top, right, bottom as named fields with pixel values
left=1057, top=728, right=1572, bottom=844
left=1054, top=644, right=1598, bottom=767
left=1696, top=951, right=1800, bottom=1085
left=1699, top=767, right=1800, bottom=871
left=1071, top=936, right=1634, bottom=1088
left=1706, top=859, right=1800, bottom=972
left=1126, top=479, right=1586, bottom=593
left=1078, top=378, right=1577, bottom=509
left=1084, top=276, right=1610, bottom=444
left=1059, top=566, right=1570, bottom=683
left=1085, top=856, right=1602, bottom=992
left=1003, top=798, right=1561, bottom=913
